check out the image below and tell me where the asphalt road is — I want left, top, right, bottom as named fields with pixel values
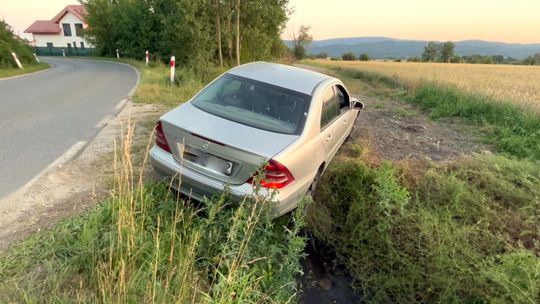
left=0, top=57, right=138, bottom=199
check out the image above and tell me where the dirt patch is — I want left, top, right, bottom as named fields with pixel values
left=295, top=63, right=491, bottom=161
left=351, top=96, right=491, bottom=161
left=0, top=102, right=161, bottom=253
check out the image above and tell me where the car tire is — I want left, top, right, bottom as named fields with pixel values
left=306, top=167, right=323, bottom=198
left=345, top=112, right=360, bottom=142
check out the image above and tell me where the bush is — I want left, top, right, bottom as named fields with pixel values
left=358, top=53, right=370, bottom=61
left=308, top=155, right=540, bottom=303
left=0, top=20, right=34, bottom=68
left=342, top=52, right=356, bottom=61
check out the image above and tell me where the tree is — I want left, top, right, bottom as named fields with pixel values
left=0, top=20, right=34, bottom=68
left=235, top=0, right=241, bottom=66
left=341, top=52, right=356, bottom=61
left=358, top=52, right=370, bottom=61
left=523, top=53, right=540, bottom=65
left=422, top=42, right=441, bottom=62
left=290, top=25, right=312, bottom=60
left=440, top=41, right=455, bottom=63
left=84, top=0, right=289, bottom=66
left=214, top=0, right=223, bottom=67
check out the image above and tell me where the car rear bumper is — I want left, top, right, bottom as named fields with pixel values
left=149, top=145, right=306, bottom=216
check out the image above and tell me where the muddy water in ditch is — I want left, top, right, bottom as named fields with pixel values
left=298, top=239, right=362, bottom=303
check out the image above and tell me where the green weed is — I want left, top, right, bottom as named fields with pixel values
left=309, top=155, right=540, bottom=303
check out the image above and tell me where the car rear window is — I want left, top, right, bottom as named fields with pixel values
left=191, top=74, right=311, bottom=135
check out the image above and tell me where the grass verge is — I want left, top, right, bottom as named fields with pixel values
left=307, top=62, right=540, bottom=160
left=0, top=63, right=49, bottom=79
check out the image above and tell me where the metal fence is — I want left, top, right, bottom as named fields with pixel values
left=35, top=46, right=96, bottom=57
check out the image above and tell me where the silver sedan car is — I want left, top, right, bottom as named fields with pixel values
left=150, top=62, right=363, bottom=215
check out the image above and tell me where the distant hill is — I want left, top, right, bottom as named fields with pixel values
left=284, top=37, right=540, bottom=59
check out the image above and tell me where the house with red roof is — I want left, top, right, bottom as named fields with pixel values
left=24, top=5, right=92, bottom=55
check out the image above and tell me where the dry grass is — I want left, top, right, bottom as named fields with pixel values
left=310, top=59, right=540, bottom=113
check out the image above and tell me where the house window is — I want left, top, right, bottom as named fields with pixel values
left=46, top=42, right=53, bottom=48
left=75, top=23, right=83, bottom=37
left=80, top=42, right=85, bottom=49
left=62, top=23, right=72, bottom=36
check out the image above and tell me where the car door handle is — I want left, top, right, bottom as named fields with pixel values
left=325, top=134, right=332, bottom=141
left=343, top=120, right=347, bottom=125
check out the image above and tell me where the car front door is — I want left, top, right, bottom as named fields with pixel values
left=319, top=85, right=343, bottom=163
left=334, top=84, right=356, bottom=143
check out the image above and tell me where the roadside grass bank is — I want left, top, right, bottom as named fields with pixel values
left=83, top=57, right=227, bottom=109
left=0, top=122, right=306, bottom=303
left=307, top=142, right=540, bottom=303
left=306, top=61, right=540, bottom=160
left=0, top=63, right=49, bottom=79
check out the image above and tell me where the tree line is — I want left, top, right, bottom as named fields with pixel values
left=417, top=41, right=540, bottom=65
left=83, top=0, right=289, bottom=66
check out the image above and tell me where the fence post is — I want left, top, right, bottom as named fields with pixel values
left=33, top=53, right=40, bottom=63
left=145, top=50, right=149, bottom=67
left=11, top=52, right=23, bottom=69
left=62, top=48, right=65, bottom=57
left=170, top=56, right=175, bottom=84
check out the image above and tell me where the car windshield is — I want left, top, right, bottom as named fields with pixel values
left=191, top=74, right=311, bottom=135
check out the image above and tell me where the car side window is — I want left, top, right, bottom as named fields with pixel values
left=335, top=85, right=350, bottom=112
left=321, top=86, right=340, bottom=129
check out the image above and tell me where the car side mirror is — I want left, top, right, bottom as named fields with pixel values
left=353, top=100, right=364, bottom=111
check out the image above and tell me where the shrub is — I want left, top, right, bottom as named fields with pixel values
left=358, top=53, right=370, bottom=61
left=342, top=52, right=356, bottom=61
left=0, top=20, right=34, bottom=68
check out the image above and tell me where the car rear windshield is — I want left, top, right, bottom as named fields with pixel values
left=191, top=74, right=311, bottom=135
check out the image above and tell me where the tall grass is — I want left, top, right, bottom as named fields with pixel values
left=0, top=120, right=306, bottom=303
left=118, top=58, right=226, bottom=109
left=308, top=145, right=540, bottom=303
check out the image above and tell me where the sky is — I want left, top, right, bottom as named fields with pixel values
left=2, top=0, right=539, bottom=44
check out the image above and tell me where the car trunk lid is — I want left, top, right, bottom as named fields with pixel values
left=160, top=103, right=298, bottom=185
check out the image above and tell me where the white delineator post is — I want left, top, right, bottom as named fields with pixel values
left=62, top=48, right=65, bottom=57
left=145, top=50, right=149, bottom=67
left=11, top=52, right=23, bottom=69
left=170, top=56, right=175, bottom=84
left=116, top=49, right=120, bottom=59
left=33, top=53, right=40, bottom=63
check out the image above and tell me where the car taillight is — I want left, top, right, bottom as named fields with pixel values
left=155, top=121, right=171, bottom=153
left=246, top=159, right=294, bottom=189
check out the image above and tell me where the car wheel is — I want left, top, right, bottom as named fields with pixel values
left=306, top=167, right=323, bottom=198
left=345, top=112, right=360, bottom=142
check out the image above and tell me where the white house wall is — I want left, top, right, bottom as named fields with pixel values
left=33, top=12, right=92, bottom=48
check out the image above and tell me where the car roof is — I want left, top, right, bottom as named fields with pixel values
left=227, top=62, right=334, bottom=95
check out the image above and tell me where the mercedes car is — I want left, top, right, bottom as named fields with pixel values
left=150, top=62, right=363, bottom=215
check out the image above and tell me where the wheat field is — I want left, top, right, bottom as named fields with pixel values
left=313, top=59, right=540, bottom=113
